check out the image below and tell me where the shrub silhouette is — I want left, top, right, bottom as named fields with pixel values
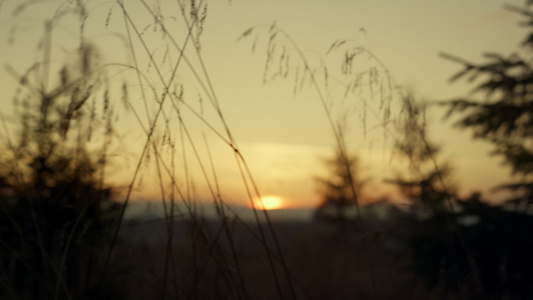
left=407, top=195, right=533, bottom=299
left=0, top=43, right=123, bottom=299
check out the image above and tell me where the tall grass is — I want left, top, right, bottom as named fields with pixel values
left=1, top=0, right=306, bottom=298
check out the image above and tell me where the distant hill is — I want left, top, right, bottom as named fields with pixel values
left=123, top=199, right=405, bottom=224
left=123, top=200, right=316, bottom=222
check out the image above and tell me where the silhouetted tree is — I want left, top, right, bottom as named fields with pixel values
left=0, top=44, right=123, bottom=299
left=405, top=2, right=533, bottom=299
left=314, top=139, right=367, bottom=222
left=387, top=94, right=455, bottom=210
left=442, top=1, right=533, bottom=208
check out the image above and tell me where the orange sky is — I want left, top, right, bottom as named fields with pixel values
left=0, top=0, right=526, bottom=209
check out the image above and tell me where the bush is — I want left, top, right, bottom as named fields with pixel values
left=0, top=43, right=123, bottom=299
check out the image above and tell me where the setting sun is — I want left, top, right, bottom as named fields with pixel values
left=253, top=196, right=284, bottom=210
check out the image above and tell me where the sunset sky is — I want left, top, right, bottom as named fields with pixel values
left=0, top=0, right=527, bottom=208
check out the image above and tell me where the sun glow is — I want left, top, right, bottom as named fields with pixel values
left=253, top=196, right=284, bottom=210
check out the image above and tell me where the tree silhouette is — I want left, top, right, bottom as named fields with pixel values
left=314, top=139, right=367, bottom=222
left=0, top=44, right=123, bottom=299
left=403, top=2, right=533, bottom=298
left=442, top=1, right=533, bottom=208
left=387, top=94, right=455, bottom=210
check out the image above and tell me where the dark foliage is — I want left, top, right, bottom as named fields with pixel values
left=442, top=1, right=533, bottom=206
left=314, top=147, right=365, bottom=222
left=0, top=156, right=123, bottom=299
left=387, top=95, right=455, bottom=209
left=405, top=2, right=533, bottom=298
left=407, top=196, right=533, bottom=299
left=0, top=44, right=123, bottom=299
